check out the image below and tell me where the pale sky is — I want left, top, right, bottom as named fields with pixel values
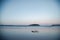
left=1, top=0, right=60, bottom=25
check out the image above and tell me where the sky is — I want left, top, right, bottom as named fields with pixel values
left=1, top=0, right=60, bottom=25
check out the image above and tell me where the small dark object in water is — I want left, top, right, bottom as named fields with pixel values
left=31, top=31, right=38, bottom=33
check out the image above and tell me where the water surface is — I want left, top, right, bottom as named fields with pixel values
left=0, top=26, right=60, bottom=40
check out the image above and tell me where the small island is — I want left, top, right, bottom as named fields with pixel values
left=52, top=24, right=60, bottom=26
left=29, top=24, right=40, bottom=26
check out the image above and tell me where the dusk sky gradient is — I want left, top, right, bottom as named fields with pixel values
left=1, top=0, right=60, bottom=25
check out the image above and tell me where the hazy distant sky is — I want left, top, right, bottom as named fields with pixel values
left=1, top=0, right=60, bottom=25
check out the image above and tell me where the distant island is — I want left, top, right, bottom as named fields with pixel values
left=51, top=24, right=60, bottom=26
left=29, top=24, right=40, bottom=26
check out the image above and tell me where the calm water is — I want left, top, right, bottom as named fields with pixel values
left=0, top=26, right=60, bottom=40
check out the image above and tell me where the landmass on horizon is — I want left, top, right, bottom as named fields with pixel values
left=0, top=24, right=60, bottom=26
left=28, top=24, right=40, bottom=26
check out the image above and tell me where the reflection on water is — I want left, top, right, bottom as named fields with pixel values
left=0, top=26, right=60, bottom=40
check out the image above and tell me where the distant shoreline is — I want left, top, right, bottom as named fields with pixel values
left=0, top=24, right=60, bottom=26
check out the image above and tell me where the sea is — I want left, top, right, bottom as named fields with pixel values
left=0, top=26, right=60, bottom=40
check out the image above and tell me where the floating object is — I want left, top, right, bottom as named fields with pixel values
left=31, top=30, right=38, bottom=33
